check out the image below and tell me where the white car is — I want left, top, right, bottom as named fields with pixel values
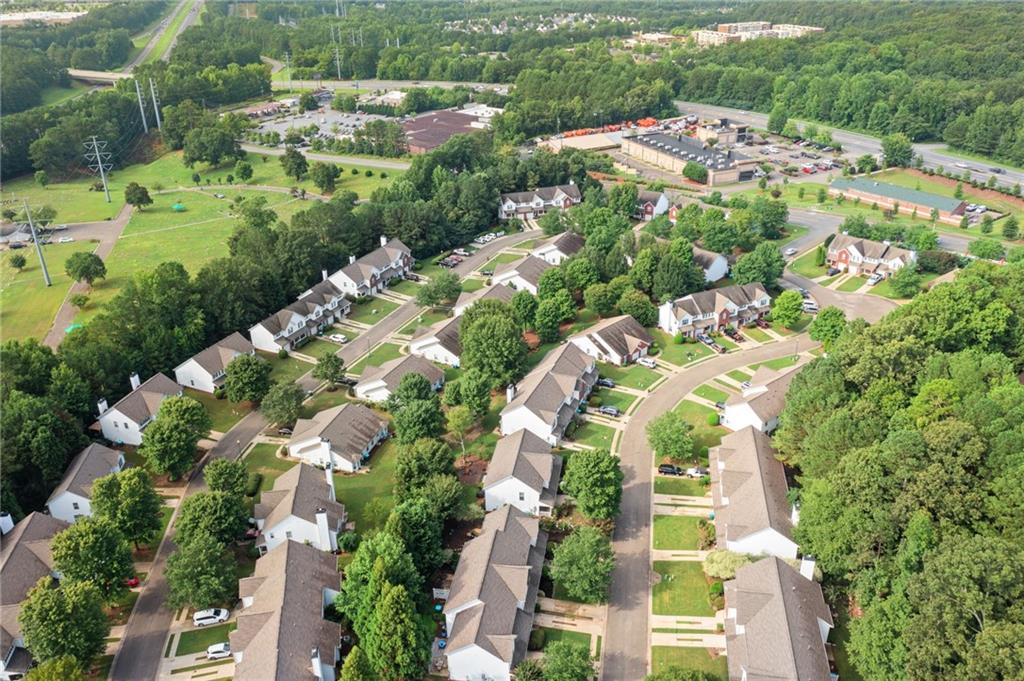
left=866, top=274, right=883, bottom=286
left=784, top=247, right=798, bottom=256
left=636, top=357, right=657, bottom=369
left=57, top=236, right=74, bottom=243
left=328, top=334, right=348, bottom=343
left=193, top=608, right=229, bottom=627
left=207, top=643, right=231, bottom=660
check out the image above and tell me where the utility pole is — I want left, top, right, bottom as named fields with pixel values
left=334, top=45, right=343, bottom=80
left=335, top=0, right=340, bottom=16
left=23, top=199, right=51, bottom=287
left=148, top=79, right=163, bottom=130
left=134, top=80, right=149, bottom=133
left=284, top=52, right=291, bottom=92
left=84, top=137, right=113, bottom=203
left=359, top=27, right=363, bottom=47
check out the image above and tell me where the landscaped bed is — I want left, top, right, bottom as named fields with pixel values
left=653, top=516, right=703, bottom=550
left=652, top=561, right=716, bottom=616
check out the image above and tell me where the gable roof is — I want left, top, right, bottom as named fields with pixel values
left=637, top=189, right=666, bottom=205
left=500, top=184, right=582, bottom=205
left=501, top=344, right=595, bottom=426
left=494, top=255, right=553, bottom=288
left=534, top=231, right=585, bottom=258
left=725, top=367, right=798, bottom=422
left=298, top=279, right=350, bottom=309
left=725, top=557, right=833, bottom=681
left=455, top=283, right=515, bottom=313
left=484, top=430, right=561, bottom=501
left=445, top=505, right=546, bottom=666
left=46, top=443, right=123, bottom=504
left=412, top=315, right=462, bottom=357
left=254, top=463, right=345, bottom=532
left=692, top=245, right=726, bottom=271
left=231, top=541, right=341, bottom=681
left=289, top=403, right=387, bottom=467
left=177, top=332, right=254, bottom=377
left=572, top=314, right=652, bottom=359
left=337, top=238, right=412, bottom=284
left=102, top=373, right=180, bottom=424
left=254, top=305, right=307, bottom=335
left=710, top=427, right=793, bottom=544
left=1, top=512, right=69, bottom=648
left=828, top=233, right=915, bottom=263
left=667, top=283, right=768, bottom=320
left=830, top=177, right=963, bottom=212
left=355, top=354, right=444, bottom=394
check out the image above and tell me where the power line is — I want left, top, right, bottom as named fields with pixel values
left=84, top=136, right=113, bottom=203
left=23, top=199, right=52, bottom=287
left=134, top=79, right=150, bottom=134
left=149, top=79, right=163, bottom=131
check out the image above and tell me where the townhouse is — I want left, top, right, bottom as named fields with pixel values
left=97, top=372, right=182, bottom=446
left=231, top=540, right=342, bottom=681
left=249, top=278, right=351, bottom=354
left=568, top=314, right=653, bottom=367
left=327, top=236, right=414, bottom=296
left=0, top=513, right=70, bottom=681
left=353, top=354, right=445, bottom=403
left=286, top=403, right=389, bottom=473
left=500, top=343, right=598, bottom=446
left=173, top=332, right=255, bottom=394
left=634, top=189, right=670, bottom=221
left=530, top=231, right=585, bottom=266
left=724, top=557, right=835, bottom=681
left=491, top=256, right=553, bottom=296
left=657, top=283, right=770, bottom=336
left=691, top=245, right=730, bottom=283
left=444, top=505, right=547, bottom=681
left=826, top=232, right=917, bottom=278
left=254, top=463, right=346, bottom=554
left=721, top=366, right=798, bottom=433
left=45, top=443, right=125, bottom=524
left=709, top=427, right=798, bottom=559
left=453, top=283, right=516, bottom=317
left=498, top=184, right=582, bottom=220
left=483, top=430, right=562, bottom=516
left=409, top=315, right=462, bottom=368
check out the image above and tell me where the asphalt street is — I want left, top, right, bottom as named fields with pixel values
left=240, top=143, right=412, bottom=170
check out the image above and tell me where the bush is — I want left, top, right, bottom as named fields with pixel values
left=708, top=580, right=725, bottom=610
left=528, top=628, right=546, bottom=651
left=673, top=332, right=685, bottom=344
left=706, top=412, right=720, bottom=426
left=213, top=387, right=226, bottom=400
left=277, top=348, right=288, bottom=359
left=588, top=396, right=602, bottom=408
left=338, top=532, right=361, bottom=553
left=244, top=472, right=263, bottom=497
left=648, top=346, right=659, bottom=356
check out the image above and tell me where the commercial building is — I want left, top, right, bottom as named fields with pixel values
left=694, top=118, right=751, bottom=146
left=829, top=177, right=967, bottom=225
left=403, top=109, right=494, bottom=154
left=621, top=132, right=758, bottom=186
left=693, top=22, right=823, bottom=47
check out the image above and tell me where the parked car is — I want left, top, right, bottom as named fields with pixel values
left=207, top=643, right=231, bottom=660
left=755, top=318, right=771, bottom=329
left=797, top=288, right=810, bottom=298
left=337, top=376, right=357, bottom=386
left=596, top=377, right=615, bottom=389
left=826, top=267, right=841, bottom=276
left=684, top=467, right=709, bottom=479
left=480, top=269, right=493, bottom=276
left=124, top=576, right=140, bottom=588
left=637, top=356, right=657, bottom=369
left=57, top=236, right=74, bottom=243
left=328, top=334, right=348, bottom=343
left=803, top=303, right=819, bottom=314
left=724, top=327, right=743, bottom=342
left=598, top=406, right=620, bottom=417
left=714, top=401, right=727, bottom=410
left=784, top=247, right=798, bottom=256
left=696, top=333, right=715, bottom=346
left=867, top=273, right=883, bottom=286
left=740, top=380, right=752, bottom=389
left=193, top=608, right=230, bottom=627
left=277, top=427, right=293, bottom=436
left=658, top=464, right=682, bottom=476
left=453, top=248, right=469, bottom=256
left=712, top=344, right=727, bottom=354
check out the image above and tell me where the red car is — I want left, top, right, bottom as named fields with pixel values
left=755, top=318, right=771, bottom=329
left=125, top=576, right=140, bottom=588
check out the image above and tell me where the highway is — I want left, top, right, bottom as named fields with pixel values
left=272, top=77, right=504, bottom=92
left=675, top=100, right=1024, bottom=187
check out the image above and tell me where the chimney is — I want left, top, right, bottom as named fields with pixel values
left=379, top=234, right=388, bottom=247
left=129, top=372, right=141, bottom=391
left=506, top=383, right=517, bottom=403
left=321, top=268, right=329, bottom=282
left=348, top=254, right=356, bottom=265
left=799, top=555, right=817, bottom=581
left=315, top=507, right=335, bottom=552
left=0, top=512, right=14, bottom=536
left=324, top=459, right=335, bottom=499
left=97, top=398, right=109, bottom=415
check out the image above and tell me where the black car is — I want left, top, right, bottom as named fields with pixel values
left=337, top=377, right=357, bottom=386
left=658, top=464, right=681, bottom=476
left=826, top=267, right=841, bottom=276
left=596, top=377, right=615, bottom=389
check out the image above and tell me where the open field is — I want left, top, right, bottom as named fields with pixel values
left=36, top=81, right=92, bottom=109
left=651, top=647, right=727, bottom=680
left=653, top=515, right=702, bottom=550
left=1, top=240, right=95, bottom=340
left=652, top=561, right=715, bottom=616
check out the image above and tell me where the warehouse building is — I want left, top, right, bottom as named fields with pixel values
left=828, top=177, right=967, bottom=225
left=621, top=132, right=758, bottom=186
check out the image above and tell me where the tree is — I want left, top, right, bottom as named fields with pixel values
left=124, top=182, right=152, bottom=210
left=280, top=146, right=308, bottom=180
left=260, top=382, right=305, bottom=425
left=385, top=496, right=444, bottom=576
left=980, top=214, right=994, bottom=234
left=393, top=398, right=445, bottom=444
left=26, top=656, right=89, bottom=681
left=767, top=104, right=788, bottom=134
left=385, top=373, right=434, bottom=411
left=90, top=468, right=162, bottom=549
left=888, top=266, right=923, bottom=298
left=34, top=170, right=50, bottom=188
left=299, top=92, right=318, bottom=111
left=563, top=257, right=600, bottom=293
left=516, top=659, right=545, bottom=681
left=968, top=237, right=1005, bottom=261
left=224, top=354, right=272, bottom=403
left=234, top=160, right=253, bottom=182
left=542, top=641, right=594, bottom=681
left=394, top=438, right=456, bottom=500
left=69, top=293, right=89, bottom=310
left=510, top=290, right=539, bottom=329
left=310, top=162, right=341, bottom=193
left=683, top=161, right=708, bottom=184
left=182, top=127, right=241, bottom=167
left=534, top=298, right=564, bottom=343
left=363, top=582, right=430, bottom=680
left=443, top=367, right=492, bottom=417
left=562, top=448, right=623, bottom=520
left=702, top=550, right=754, bottom=580
left=166, top=533, right=237, bottom=609
left=1001, top=215, right=1019, bottom=240
left=312, top=353, right=346, bottom=385
left=64, top=252, right=106, bottom=285
left=461, top=313, right=528, bottom=387
left=771, top=290, right=804, bottom=328
left=537, top=268, right=568, bottom=300
left=809, top=306, right=846, bottom=350
left=446, top=404, right=476, bottom=461
left=51, top=516, right=134, bottom=598
left=8, top=252, right=26, bottom=271
left=732, top=243, right=785, bottom=287
left=583, top=283, right=617, bottom=317
left=617, top=288, right=657, bottom=327
left=881, top=133, right=913, bottom=167
left=204, top=458, right=248, bottom=497
left=653, top=252, right=702, bottom=302
left=174, top=491, right=247, bottom=547
left=608, top=182, right=639, bottom=217
left=20, top=579, right=108, bottom=667
left=415, top=270, right=460, bottom=307
left=139, top=396, right=211, bottom=479
left=340, top=646, right=374, bottom=681
left=646, top=411, right=695, bottom=463
left=336, top=531, right=421, bottom=633
left=549, top=526, right=615, bottom=603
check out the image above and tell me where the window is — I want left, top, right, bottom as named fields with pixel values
left=286, top=531, right=292, bottom=538
left=518, top=492, right=525, bottom=502
left=72, top=502, right=80, bottom=510
left=125, top=422, right=130, bottom=429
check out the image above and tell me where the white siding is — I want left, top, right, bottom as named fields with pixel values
left=446, top=645, right=512, bottom=681
left=99, top=407, right=144, bottom=446
left=408, top=338, right=460, bottom=367
left=287, top=438, right=360, bottom=473
left=46, top=491, right=93, bottom=524
left=703, top=255, right=729, bottom=283
left=568, top=335, right=623, bottom=366
left=484, top=478, right=542, bottom=515
left=258, top=515, right=339, bottom=554
left=721, top=403, right=765, bottom=432
left=353, top=380, right=391, bottom=403
left=726, top=527, right=799, bottom=559
left=531, top=244, right=569, bottom=266
left=491, top=272, right=539, bottom=296
left=174, top=358, right=217, bottom=393
left=249, top=324, right=283, bottom=353
left=500, top=406, right=558, bottom=446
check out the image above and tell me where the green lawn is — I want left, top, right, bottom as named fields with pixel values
left=651, top=647, right=727, bottom=680
left=818, top=274, right=841, bottom=287
left=768, top=223, right=809, bottom=247
left=692, top=385, right=730, bottom=404
left=572, top=421, right=617, bottom=449
left=598, top=362, right=661, bottom=391
left=1, top=240, right=96, bottom=340
left=348, top=343, right=403, bottom=375
left=652, top=561, right=715, bottom=616
left=565, top=308, right=600, bottom=336
left=347, top=297, right=399, bottom=325
left=654, top=476, right=707, bottom=497
left=832, top=612, right=865, bottom=681
left=653, top=516, right=702, bottom=550
left=836, top=276, right=866, bottom=293
left=741, top=326, right=773, bottom=343
left=399, top=309, right=450, bottom=335
left=461, top=395, right=506, bottom=461
left=592, top=389, right=637, bottom=413
left=36, top=81, right=91, bottom=109
left=389, top=279, right=422, bottom=297
left=333, top=439, right=398, bottom=531
left=146, top=0, right=198, bottom=64
left=875, top=168, right=1023, bottom=221
left=481, top=252, right=521, bottom=272
left=652, top=330, right=713, bottom=366
left=673, top=400, right=727, bottom=461
left=461, top=277, right=485, bottom=293
left=788, top=247, right=828, bottom=279
left=174, top=622, right=236, bottom=656
left=299, top=388, right=350, bottom=419
left=750, top=355, right=802, bottom=372
left=726, top=370, right=751, bottom=383
left=183, top=388, right=251, bottom=433
left=773, top=313, right=812, bottom=335
left=870, top=272, right=939, bottom=300
left=259, top=351, right=313, bottom=385
left=244, top=443, right=296, bottom=492
left=540, top=628, right=591, bottom=651
left=299, top=338, right=341, bottom=360
left=716, top=336, right=738, bottom=351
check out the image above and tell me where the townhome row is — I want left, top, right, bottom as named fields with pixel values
left=826, top=233, right=917, bottom=278
left=657, top=283, right=771, bottom=337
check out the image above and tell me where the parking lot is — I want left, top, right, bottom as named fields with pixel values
left=253, top=108, right=391, bottom=141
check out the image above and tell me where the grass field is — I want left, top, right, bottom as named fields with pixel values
left=389, top=279, right=422, bottom=297
left=874, top=168, right=1023, bottom=221
left=347, top=297, right=399, bottom=326
left=592, top=389, right=637, bottom=413
left=333, top=439, right=397, bottom=531
left=870, top=272, right=939, bottom=299
left=651, top=647, right=727, bottom=680
left=837, top=276, right=866, bottom=293
left=652, top=561, right=714, bottom=616
left=348, top=343, right=403, bottom=375
left=598, top=362, right=661, bottom=391
left=299, top=338, right=341, bottom=360
left=260, top=351, right=312, bottom=385
left=572, top=421, right=617, bottom=449
left=540, top=628, right=592, bottom=651
left=36, top=81, right=91, bottom=109
left=183, top=388, right=251, bottom=433
left=480, top=252, right=521, bottom=272
left=244, top=444, right=295, bottom=492
left=742, top=326, right=773, bottom=343
left=654, top=476, right=707, bottom=497
left=726, top=370, right=751, bottom=383
left=399, top=309, right=449, bottom=335
left=653, top=516, right=702, bottom=550
left=461, top=278, right=485, bottom=293
left=749, top=355, right=801, bottom=372
left=652, top=330, right=713, bottom=366
left=1, top=240, right=96, bottom=340
left=298, top=387, right=350, bottom=418
left=788, top=247, right=827, bottom=279
left=175, top=622, right=236, bottom=656
left=692, top=384, right=730, bottom=404
left=673, top=400, right=726, bottom=461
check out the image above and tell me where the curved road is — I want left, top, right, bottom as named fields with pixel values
left=241, top=143, right=411, bottom=170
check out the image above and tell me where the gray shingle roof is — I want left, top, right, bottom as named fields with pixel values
left=501, top=344, right=597, bottom=426
left=669, top=283, right=768, bottom=320
left=298, top=279, right=350, bottom=311
left=231, top=540, right=341, bottom=681
left=830, top=177, right=963, bottom=212
left=254, top=463, right=345, bottom=534
left=289, top=403, right=387, bottom=468
left=500, top=185, right=582, bottom=205
left=725, top=557, right=833, bottom=681
left=710, top=427, right=793, bottom=544
left=571, top=314, right=653, bottom=360
left=412, top=315, right=462, bottom=357
left=338, top=238, right=412, bottom=285
left=535, top=231, right=585, bottom=258
left=177, top=332, right=254, bottom=377
left=102, top=373, right=180, bottom=424
left=355, top=354, right=444, bottom=394
left=0, top=513, right=69, bottom=647
left=494, top=255, right=553, bottom=288
left=46, top=443, right=123, bottom=504
left=455, top=283, right=515, bottom=313
left=725, top=367, right=798, bottom=422
left=484, top=430, right=561, bottom=504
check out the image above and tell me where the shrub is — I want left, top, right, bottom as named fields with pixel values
left=588, top=396, right=602, bottom=408
left=364, top=169, right=374, bottom=177
left=338, top=532, right=361, bottom=553
left=648, top=346, right=660, bottom=357
left=528, top=628, right=546, bottom=651
left=277, top=348, right=288, bottom=359
left=244, top=472, right=263, bottom=497
left=213, top=387, right=226, bottom=400
left=673, top=332, right=684, bottom=344
left=706, top=413, right=720, bottom=426
left=697, top=518, right=716, bottom=549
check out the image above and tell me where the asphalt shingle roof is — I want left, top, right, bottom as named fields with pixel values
left=494, top=255, right=553, bottom=288
left=45, top=443, right=123, bottom=503
left=484, top=430, right=561, bottom=504
left=254, top=463, right=345, bottom=534
left=355, top=354, right=444, bottom=395
left=102, top=373, right=180, bottom=424
left=289, top=403, right=387, bottom=468
left=176, top=332, right=254, bottom=377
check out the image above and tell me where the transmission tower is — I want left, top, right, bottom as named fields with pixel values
left=22, top=199, right=52, bottom=287
left=149, top=79, right=163, bottom=130
left=84, top=136, right=113, bottom=203
left=134, top=80, right=149, bottom=133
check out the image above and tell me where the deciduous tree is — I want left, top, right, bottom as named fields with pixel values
left=808, top=306, right=847, bottom=350
left=616, top=288, right=657, bottom=327
left=25, top=656, right=89, bottom=681
left=394, top=438, right=456, bottom=500
left=771, top=290, right=804, bottom=329
left=549, top=526, right=615, bottom=603
left=732, top=243, right=784, bottom=287
left=542, top=640, right=594, bottom=681
left=91, top=467, right=163, bottom=549
left=310, top=162, right=341, bottom=193
left=203, top=458, right=248, bottom=498
left=139, top=396, right=211, bottom=479
left=280, top=146, right=308, bottom=180
left=646, top=411, right=695, bottom=463
left=64, top=252, right=106, bottom=285
left=173, top=491, right=247, bottom=547
left=166, top=533, right=237, bottom=609
left=393, top=398, right=445, bottom=444
left=20, top=579, right=109, bottom=667
left=224, top=353, right=272, bottom=403
left=124, top=182, right=152, bottom=210
left=562, top=448, right=623, bottom=520
left=461, top=313, right=528, bottom=387
left=51, top=516, right=134, bottom=598
left=260, top=382, right=305, bottom=426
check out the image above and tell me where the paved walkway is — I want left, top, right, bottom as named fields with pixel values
left=650, top=549, right=708, bottom=562
left=650, top=632, right=726, bottom=649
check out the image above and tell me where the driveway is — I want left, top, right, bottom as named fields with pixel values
left=602, top=336, right=819, bottom=681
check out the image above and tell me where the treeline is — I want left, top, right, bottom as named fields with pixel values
left=775, top=261, right=1024, bottom=680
